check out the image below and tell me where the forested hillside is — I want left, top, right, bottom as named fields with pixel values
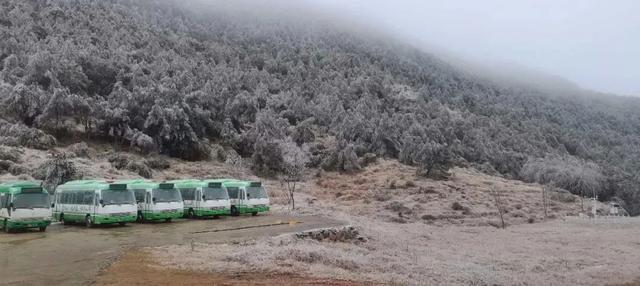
left=1, top=0, right=639, bottom=214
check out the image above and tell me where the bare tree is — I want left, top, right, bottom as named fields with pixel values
left=280, top=140, right=309, bottom=210
left=491, top=187, right=506, bottom=229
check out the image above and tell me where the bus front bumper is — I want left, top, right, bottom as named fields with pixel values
left=193, top=208, right=230, bottom=217
left=142, top=210, right=184, bottom=221
left=239, top=205, right=270, bottom=214
left=92, top=214, right=137, bottom=225
left=6, top=219, right=51, bottom=230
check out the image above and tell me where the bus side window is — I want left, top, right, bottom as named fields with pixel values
left=227, top=187, right=238, bottom=199
left=134, top=189, right=145, bottom=203
left=180, top=188, right=195, bottom=201
left=83, top=191, right=93, bottom=205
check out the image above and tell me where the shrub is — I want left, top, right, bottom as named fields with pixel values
left=359, top=152, right=377, bottom=167
left=146, top=157, right=170, bottom=170
left=68, top=142, right=92, bottom=158
left=32, top=154, right=79, bottom=193
left=451, top=202, right=465, bottom=211
left=386, top=201, right=411, bottom=213
left=0, top=119, right=56, bottom=149
left=126, top=161, right=153, bottom=178
left=421, top=214, right=437, bottom=220
left=0, top=146, right=21, bottom=162
left=109, top=153, right=153, bottom=178
left=373, top=190, right=392, bottom=202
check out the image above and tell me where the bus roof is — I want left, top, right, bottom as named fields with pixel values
left=0, top=181, right=45, bottom=194
left=166, top=179, right=204, bottom=188
left=57, top=180, right=115, bottom=191
left=167, top=179, right=239, bottom=188
left=221, top=180, right=262, bottom=188
left=113, top=179, right=156, bottom=189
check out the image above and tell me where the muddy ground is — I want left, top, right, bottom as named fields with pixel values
left=0, top=214, right=342, bottom=286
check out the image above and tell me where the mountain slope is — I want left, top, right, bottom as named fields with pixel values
left=0, top=0, right=639, bottom=213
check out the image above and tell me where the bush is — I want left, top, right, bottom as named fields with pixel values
left=421, top=214, right=437, bottom=220
left=520, top=156, right=605, bottom=197
left=0, top=146, right=22, bottom=162
left=8, top=164, right=29, bottom=176
left=128, top=130, right=157, bottom=154
left=32, top=154, right=79, bottom=193
left=373, top=190, right=392, bottom=202
left=0, top=119, right=56, bottom=149
left=68, top=142, right=92, bottom=158
left=451, top=201, right=470, bottom=213
left=126, top=161, right=153, bottom=178
left=385, top=201, right=411, bottom=213
left=359, top=153, right=377, bottom=168
left=146, top=157, right=170, bottom=170
left=108, top=153, right=131, bottom=170
left=109, top=153, right=153, bottom=178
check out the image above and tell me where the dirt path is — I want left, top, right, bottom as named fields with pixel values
left=96, top=249, right=367, bottom=286
left=0, top=214, right=343, bottom=286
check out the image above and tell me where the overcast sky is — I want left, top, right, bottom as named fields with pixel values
left=307, top=0, right=640, bottom=96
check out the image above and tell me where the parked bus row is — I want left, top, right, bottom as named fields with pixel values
left=0, top=179, right=270, bottom=232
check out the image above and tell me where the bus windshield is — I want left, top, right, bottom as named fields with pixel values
left=152, top=189, right=182, bottom=203
left=246, top=187, right=267, bottom=199
left=202, top=187, right=228, bottom=201
left=101, top=190, right=135, bottom=205
left=13, top=193, right=50, bottom=209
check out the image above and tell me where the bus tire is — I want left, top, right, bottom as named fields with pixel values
left=188, top=209, right=195, bottom=219
left=230, top=206, right=239, bottom=217
left=165, top=218, right=172, bottom=222
left=251, top=212, right=258, bottom=216
left=39, top=226, right=47, bottom=232
left=85, top=215, right=93, bottom=228
left=118, top=222, right=126, bottom=226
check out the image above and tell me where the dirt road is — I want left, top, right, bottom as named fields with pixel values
left=0, top=214, right=343, bottom=286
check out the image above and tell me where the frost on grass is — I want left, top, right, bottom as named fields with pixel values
left=150, top=216, right=640, bottom=286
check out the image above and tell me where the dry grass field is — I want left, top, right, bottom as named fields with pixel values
left=5, top=145, right=638, bottom=285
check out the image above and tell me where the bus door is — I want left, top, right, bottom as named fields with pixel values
left=89, top=190, right=98, bottom=216
left=238, top=187, right=246, bottom=207
left=195, top=188, right=203, bottom=209
left=145, top=190, right=152, bottom=213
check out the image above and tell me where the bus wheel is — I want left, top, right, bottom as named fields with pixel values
left=188, top=209, right=195, bottom=219
left=85, top=215, right=93, bottom=228
left=165, top=218, right=172, bottom=222
left=230, top=206, right=239, bottom=217
left=251, top=212, right=258, bottom=216
left=118, top=222, right=126, bottom=226
left=39, top=226, right=47, bottom=232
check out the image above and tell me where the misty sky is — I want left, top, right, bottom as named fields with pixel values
left=308, top=0, right=640, bottom=96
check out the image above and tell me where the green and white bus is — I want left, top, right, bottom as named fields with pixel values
left=222, top=180, right=270, bottom=216
left=169, top=179, right=230, bottom=218
left=0, top=181, right=51, bottom=232
left=116, top=179, right=183, bottom=222
left=53, top=180, right=137, bottom=227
